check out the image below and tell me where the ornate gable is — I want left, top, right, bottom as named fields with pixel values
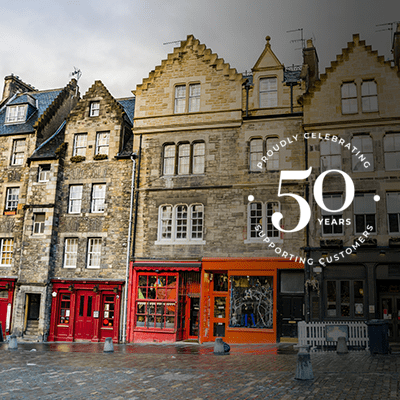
left=252, top=36, right=283, bottom=72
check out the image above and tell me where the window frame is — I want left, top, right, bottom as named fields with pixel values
left=33, top=213, right=45, bottom=235
left=68, top=185, right=83, bottom=214
left=351, top=134, right=374, bottom=172
left=341, top=82, right=358, bottom=114
left=384, top=133, right=400, bottom=171
left=163, top=141, right=205, bottom=176
left=5, top=105, right=27, bottom=124
left=87, top=238, right=102, bottom=269
left=249, top=138, right=264, bottom=172
left=90, top=102, right=100, bottom=117
left=192, top=142, right=205, bottom=174
left=64, top=238, right=78, bottom=268
left=11, top=139, right=26, bottom=166
left=174, top=83, right=201, bottom=114
left=387, top=192, right=400, bottom=235
left=73, top=134, right=87, bottom=157
left=320, top=139, right=341, bottom=172
left=188, top=83, right=201, bottom=112
left=177, top=143, right=190, bottom=175
left=91, top=184, right=106, bottom=213
left=259, top=77, right=278, bottom=108
left=95, top=132, right=110, bottom=156
left=5, top=187, right=19, bottom=212
left=321, top=194, right=344, bottom=236
left=361, top=80, right=378, bottom=113
left=266, top=138, right=279, bottom=170
left=354, top=193, right=376, bottom=234
left=163, top=144, right=176, bottom=176
left=38, top=164, right=51, bottom=182
left=0, top=238, right=13, bottom=267
left=246, top=201, right=281, bottom=242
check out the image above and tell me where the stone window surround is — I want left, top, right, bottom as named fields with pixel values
left=0, top=237, right=14, bottom=267
left=10, top=138, right=26, bottom=166
left=89, top=101, right=100, bottom=117
left=4, top=186, right=20, bottom=213
left=173, top=82, right=201, bottom=114
left=340, top=79, right=379, bottom=115
left=258, top=76, right=278, bottom=109
left=73, top=133, right=88, bottom=157
left=249, top=136, right=279, bottom=172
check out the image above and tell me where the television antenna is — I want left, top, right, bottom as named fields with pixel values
left=376, top=21, right=400, bottom=55
left=69, top=67, right=81, bottom=96
left=163, top=40, right=181, bottom=45
left=287, top=28, right=305, bottom=50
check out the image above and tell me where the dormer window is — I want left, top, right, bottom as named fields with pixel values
left=6, top=105, right=27, bottom=123
left=90, top=102, right=100, bottom=117
left=259, top=77, right=277, bottom=108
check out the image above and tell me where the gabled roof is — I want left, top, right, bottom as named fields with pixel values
left=133, top=34, right=243, bottom=94
left=252, top=36, right=283, bottom=72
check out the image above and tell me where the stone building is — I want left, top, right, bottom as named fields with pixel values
left=302, top=31, right=400, bottom=342
left=127, top=35, right=310, bottom=343
left=0, top=75, right=79, bottom=340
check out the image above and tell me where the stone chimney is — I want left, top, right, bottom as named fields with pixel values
left=393, top=23, right=400, bottom=70
left=2, top=74, right=35, bottom=102
left=302, top=39, right=319, bottom=88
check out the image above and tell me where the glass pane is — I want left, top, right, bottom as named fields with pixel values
left=340, top=281, right=350, bottom=317
left=79, top=296, right=84, bottom=317
left=213, top=273, right=228, bottom=292
left=214, top=297, right=226, bottom=318
left=327, top=281, right=337, bottom=317
left=87, top=296, right=92, bottom=317
left=354, top=281, right=364, bottom=317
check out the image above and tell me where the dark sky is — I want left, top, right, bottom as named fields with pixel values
left=1, top=0, right=399, bottom=98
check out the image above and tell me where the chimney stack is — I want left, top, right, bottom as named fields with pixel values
left=393, top=23, right=400, bottom=70
left=2, top=74, right=35, bottom=102
left=302, top=39, right=319, bottom=89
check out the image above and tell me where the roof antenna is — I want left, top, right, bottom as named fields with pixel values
left=163, top=40, right=181, bottom=45
left=376, top=21, right=400, bottom=60
left=287, top=28, right=305, bottom=50
left=69, top=67, right=82, bottom=97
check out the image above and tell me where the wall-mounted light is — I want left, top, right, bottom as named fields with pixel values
left=68, top=284, right=74, bottom=292
left=113, top=286, right=119, bottom=294
left=5, top=283, right=10, bottom=290
left=93, top=285, right=99, bottom=293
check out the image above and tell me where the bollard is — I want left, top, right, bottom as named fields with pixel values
left=294, top=344, right=314, bottom=380
left=336, top=336, right=348, bottom=354
left=8, top=335, right=18, bottom=351
left=103, top=337, right=114, bottom=353
left=214, top=337, right=230, bottom=355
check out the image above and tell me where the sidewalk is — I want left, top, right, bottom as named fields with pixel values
left=1, top=342, right=399, bottom=399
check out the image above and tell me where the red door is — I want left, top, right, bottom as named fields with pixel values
left=74, top=292, right=94, bottom=340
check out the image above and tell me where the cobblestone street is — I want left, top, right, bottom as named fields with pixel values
left=1, top=342, right=399, bottom=399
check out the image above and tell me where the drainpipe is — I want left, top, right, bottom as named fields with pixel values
left=244, top=79, right=252, bottom=117
left=122, top=152, right=138, bottom=343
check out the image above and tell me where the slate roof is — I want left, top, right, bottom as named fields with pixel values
left=0, top=89, right=62, bottom=136
left=117, top=97, right=135, bottom=125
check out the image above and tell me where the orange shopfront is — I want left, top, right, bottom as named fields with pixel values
left=200, top=258, right=303, bottom=343
left=48, top=280, right=123, bottom=343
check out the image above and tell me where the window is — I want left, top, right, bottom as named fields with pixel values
left=0, top=239, right=13, bottom=266
left=6, top=105, right=27, bottom=123
left=326, top=280, right=364, bottom=318
left=174, top=85, right=186, bottom=113
left=103, top=295, right=115, bottom=327
left=250, top=139, right=263, bottom=171
left=266, top=138, right=279, bottom=170
left=87, top=238, right=101, bottom=268
left=59, top=294, right=71, bottom=324
left=91, top=184, right=106, bottom=213
left=135, top=273, right=178, bottom=329
left=361, top=81, right=378, bottom=112
left=68, top=185, right=83, bottom=214
left=259, top=77, right=277, bottom=108
left=188, top=84, right=200, bottom=112
left=321, top=195, right=343, bottom=235
left=96, top=132, right=109, bottom=155
left=64, top=238, right=78, bottom=268
left=73, top=134, right=87, bottom=157
left=178, top=144, right=190, bottom=175
left=387, top=192, right=400, bottom=234
left=384, top=133, right=400, bottom=171
left=158, top=204, right=204, bottom=243
left=192, top=142, right=205, bottom=174
left=163, top=145, right=175, bottom=176
left=354, top=193, right=376, bottom=233
left=38, top=165, right=51, bottom=182
left=90, top=102, right=100, bottom=117
left=341, top=82, right=357, bottom=114
left=5, top=188, right=19, bottom=212
left=247, top=201, right=280, bottom=241
left=352, top=135, right=373, bottom=171
left=229, top=276, right=273, bottom=328
left=320, top=140, right=341, bottom=171
left=163, top=141, right=205, bottom=175
left=11, top=139, right=26, bottom=166
left=33, top=213, right=45, bottom=234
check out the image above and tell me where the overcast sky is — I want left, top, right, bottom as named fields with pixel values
left=1, top=1, right=399, bottom=98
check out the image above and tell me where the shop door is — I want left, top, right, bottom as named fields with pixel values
left=184, top=297, right=200, bottom=339
left=380, top=296, right=400, bottom=342
left=210, top=273, right=229, bottom=339
left=27, top=294, right=40, bottom=320
left=279, top=295, right=303, bottom=338
left=74, top=292, right=94, bottom=340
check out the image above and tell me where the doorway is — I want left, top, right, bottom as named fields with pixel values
left=27, top=294, right=40, bottom=320
left=380, top=295, right=400, bottom=342
left=74, top=292, right=94, bottom=340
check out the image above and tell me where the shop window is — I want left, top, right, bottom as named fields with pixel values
left=321, top=194, right=343, bottom=236
left=384, top=133, right=400, bottom=171
left=249, top=138, right=263, bottom=171
left=73, top=134, right=87, bottom=157
left=320, top=140, right=341, bottom=171
left=326, top=280, right=364, bottom=318
left=87, top=238, right=101, bottom=268
left=103, top=295, right=115, bottom=327
left=361, top=80, right=378, bottom=112
left=352, top=135, right=374, bottom=171
left=68, top=185, right=83, bottom=214
left=387, top=192, right=400, bottom=234
left=59, top=294, right=71, bottom=325
left=135, top=273, right=178, bottom=330
left=5, top=187, right=19, bottom=212
left=0, top=238, right=13, bottom=266
left=91, top=184, right=106, bottom=213
left=229, top=276, right=273, bottom=328
left=11, top=139, right=26, bottom=165
left=90, top=101, right=100, bottom=117
left=354, top=193, right=376, bottom=234
left=38, top=164, right=51, bottom=182
left=341, top=82, right=357, bottom=114
left=259, top=77, right=277, bottom=108
left=64, top=238, right=78, bottom=268
left=247, top=201, right=280, bottom=241
left=33, top=213, right=45, bottom=234
left=96, top=132, right=109, bottom=156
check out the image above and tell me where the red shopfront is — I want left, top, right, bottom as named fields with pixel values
left=200, top=258, right=303, bottom=344
left=127, top=261, right=201, bottom=343
left=48, top=280, right=123, bottom=343
left=0, top=278, right=16, bottom=337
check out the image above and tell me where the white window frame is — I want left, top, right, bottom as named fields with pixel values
left=157, top=204, right=205, bottom=244
left=266, top=138, right=279, bottom=170
left=192, top=142, right=205, bottom=174
left=73, top=134, right=87, bottom=157
left=33, top=213, right=45, bottom=235
left=90, top=102, right=100, bottom=117
left=5, top=187, right=19, bottom=211
left=68, top=185, right=83, bottom=214
left=387, top=192, right=400, bottom=235
left=246, top=201, right=281, bottom=242
left=341, top=82, right=358, bottom=114
left=250, top=138, right=263, bottom=171
left=320, top=140, right=341, bottom=172
left=163, top=144, right=176, bottom=176
left=361, top=80, right=378, bottom=113
left=38, top=164, right=51, bottom=182
left=188, top=83, right=200, bottom=112
left=91, top=184, right=106, bottom=213
left=96, top=132, right=109, bottom=156
left=352, top=135, right=374, bottom=172
left=11, top=139, right=26, bottom=166
left=178, top=144, right=190, bottom=175
left=87, top=238, right=101, bottom=268
left=354, top=193, right=376, bottom=234
left=6, top=105, right=27, bottom=124
left=259, top=77, right=278, bottom=108
left=174, top=85, right=186, bottom=114
left=0, top=239, right=13, bottom=266
left=64, top=238, right=78, bottom=268
left=321, top=194, right=344, bottom=236
left=384, top=133, right=400, bottom=171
